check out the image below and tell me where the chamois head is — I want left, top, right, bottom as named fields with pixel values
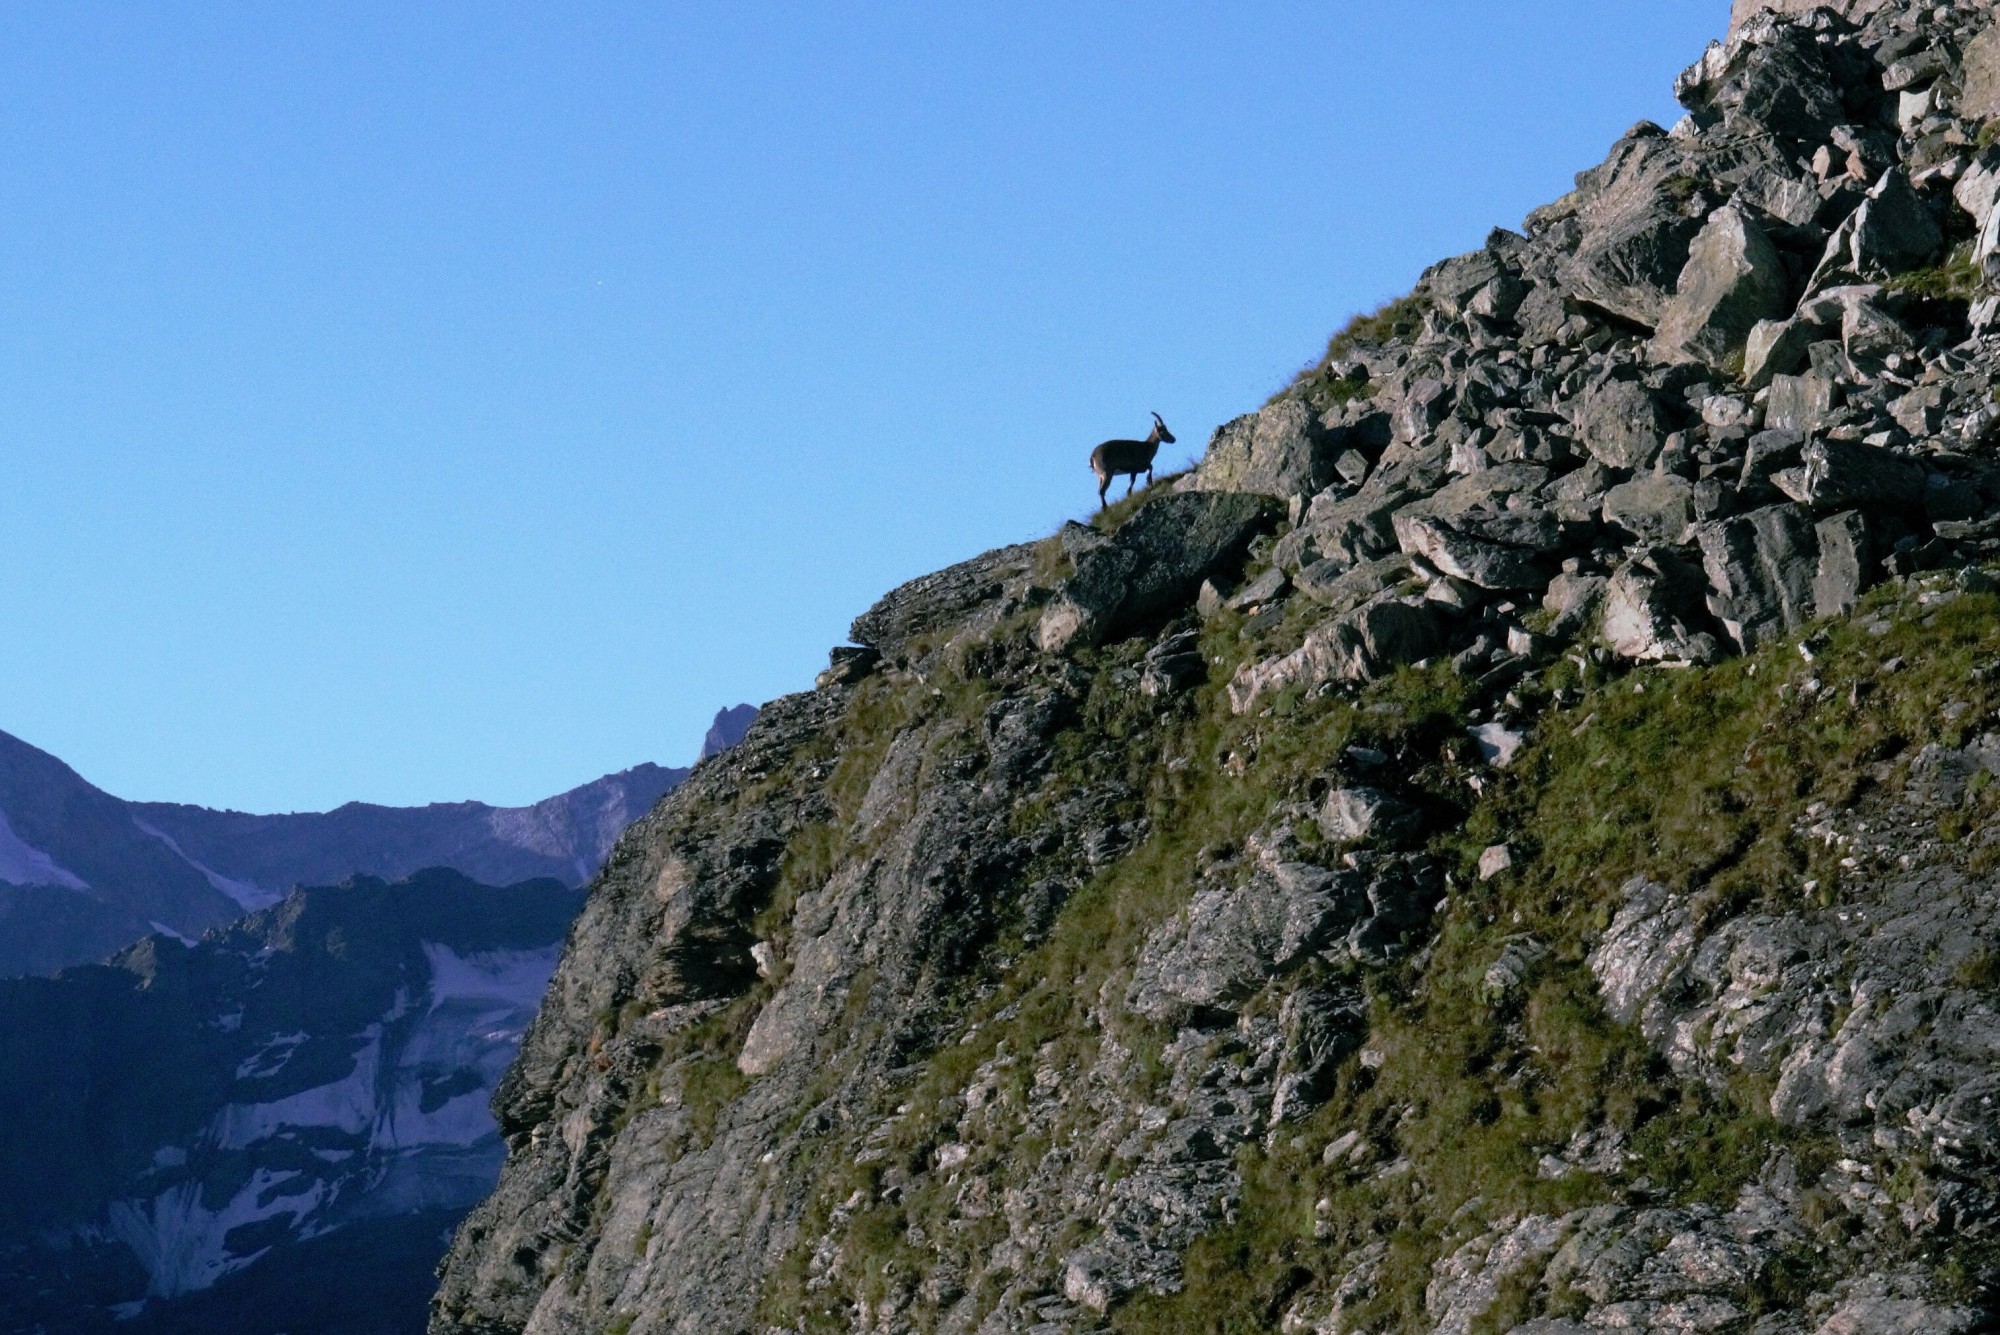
left=1150, top=412, right=1176, bottom=445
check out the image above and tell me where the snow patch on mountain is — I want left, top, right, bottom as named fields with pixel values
left=212, top=1029, right=386, bottom=1149
left=132, top=817, right=282, bottom=913
left=232, top=1031, right=308, bottom=1080
left=107, top=1169, right=328, bottom=1298
left=0, top=809, right=88, bottom=890
left=424, top=942, right=560, bottom=1016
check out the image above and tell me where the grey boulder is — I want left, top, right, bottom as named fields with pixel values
left=1764, top=370, right=1842, bottom=435
left=1184, top=397, right=1332, bottom=501
left=1558, top=129, right=1707, bottom=329
left=1601, top=546, right=1718, bottom=663
left=1574, top=377, right=1671, bottom=471
left=1602, top=473, right=1696, bottom=544
left=1743, top=316, right=1815, bottom=388
left=1850, top=168, right=1943, bottom=276
left=1676, top=22, right=1847, bottom=141
left=1695, top=504, right=1818, bottom=652
left=1318, top=787, right=1421, bottom=846
left=1392, top=507, right=1561, bottom=590
left=1650, top=205, right=1792, bottom=368
left=1039, top=493, right=1280, bottom=652
left=1790, top=437, right=1928, bottom=512
left=1293, top=552, right=1415, bottom=614
left=1139, top=629, right=1207, bottom=698
left=1227, top=598, right=1441, bottom=713
left=1964, top=23, right=2000, bottom=123
left=1814, top=510, right=1874, bottom=619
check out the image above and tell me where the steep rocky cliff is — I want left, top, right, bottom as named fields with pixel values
left=433, top=6, right=2000, bottom=1332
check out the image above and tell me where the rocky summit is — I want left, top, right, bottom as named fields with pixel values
left=432, top=6, right=2000, bottom=1334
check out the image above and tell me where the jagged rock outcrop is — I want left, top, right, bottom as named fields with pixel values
left=1038, top=493, right=1281, bottom=651
left=434, top=6, right=2000, bottom=1333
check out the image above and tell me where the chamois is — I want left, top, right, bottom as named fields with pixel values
left=1089, top=413, right=1176, bottom=508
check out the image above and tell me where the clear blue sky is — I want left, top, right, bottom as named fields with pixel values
left=0, top=2, right=1728, bottom=812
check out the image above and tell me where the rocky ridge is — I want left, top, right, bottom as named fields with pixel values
left=434, top=7, right=2000, bottom=1333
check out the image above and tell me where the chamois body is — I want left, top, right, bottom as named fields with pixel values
left=1089, top=413, right=1175, bottom=507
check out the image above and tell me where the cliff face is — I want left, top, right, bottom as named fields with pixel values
left=435, top=6, right=2000, bottom=1333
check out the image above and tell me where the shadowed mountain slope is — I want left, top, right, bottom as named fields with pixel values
left=0, top=869, right=583, bottom=1335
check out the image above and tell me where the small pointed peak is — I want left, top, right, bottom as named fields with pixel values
left=699, top=704, right=760, bottom=760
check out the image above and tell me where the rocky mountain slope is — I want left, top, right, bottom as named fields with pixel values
left=431, top=4, right=2000, bottom=1333
left=0, top=727, right=688, bottom=977
left=0, top=869, right=580, bottom=1335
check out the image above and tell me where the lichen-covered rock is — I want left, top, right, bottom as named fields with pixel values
left=1125, top=856, right=1366, bottom=1024
left=1793, top=437, right=1928, bottom=512
left=1039, top=493, right=1280, bottom=651
left=1186, top=397, right=1336, bottom=500
left=1765, top=369, right=1843, bottom=435
left=851, top=543, right=1038, bottom=658
left=1695, top=503, right=1818, bottom=652
left=1393, top=505, right=1562, bottom=590
left=1682, top=18, right=1852, bottom=140
left=1813, top=509, right=1874, bottom=617
left=1318, top=786, right=1420, bottom=846
left=1651, top=205, right=1793, bottom=368
left=1557, top=127, right=1708, bottom=329
left=1227, top=598, right=1443, bottom=712
left=1586, top=767, right=2000, bottom=1242
left=1294, top=552, right=1415, bottom=614
left=1601, top=546, right=1718, bottom=662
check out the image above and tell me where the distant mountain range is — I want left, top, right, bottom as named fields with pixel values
left=0, top=869, right=581, bottom=1335
left=699, top=703, right=758, bottom=758
left=0, top=729, right=690, bottom=977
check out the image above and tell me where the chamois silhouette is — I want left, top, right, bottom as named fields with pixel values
left=1089, top=413, right=1175, bottom=508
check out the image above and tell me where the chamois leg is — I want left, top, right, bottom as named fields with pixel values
left=1125, top=474, right=1137, bottom=497
left=1097, top=475, right=1110, bottom=508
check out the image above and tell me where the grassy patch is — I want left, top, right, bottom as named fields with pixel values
left=1274, top=296, right=1430, bottom=406
left=1116, top=584, right=2000, bottom=1328
left=1887, top=245, right=1984, bottom=304
left=1323, top=295, right=1429, bottom=364
left=682, top=1051, right=751, bottom=1146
